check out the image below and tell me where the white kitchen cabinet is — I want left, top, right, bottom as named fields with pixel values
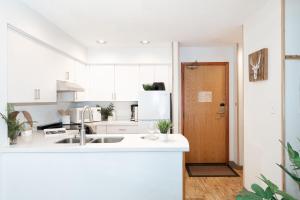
left=154, top=65, right=172, bottom=92
left=139, top=65, right=155, bottom=91
left=53, top=53, right=76, bottom=82
left=115, top=65, right=139, bottom=101
left=106, top=125, right=139, bottom=134
left=89, top=65, right=115, bottom=101
left=7, top=30, right=57, bottom=103
left=74, top=63, right=90, bottom=101
left=138, top=65, right=172, bottom=93
left=96, top=125, right=107, bottom=134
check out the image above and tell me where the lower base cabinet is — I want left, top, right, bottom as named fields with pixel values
left=95, top=125, right=139, bottom=134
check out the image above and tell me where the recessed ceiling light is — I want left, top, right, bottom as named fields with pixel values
left=96, top=40, right=107, bottom=44
left=140, top=40, right=150, bottom=44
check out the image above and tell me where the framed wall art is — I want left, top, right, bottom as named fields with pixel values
left=248, top=48, right=268, bottom=82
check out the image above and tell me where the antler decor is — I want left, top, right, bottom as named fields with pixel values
left=250, top=52, right=261, bottom=80
left=248, top=48, right=268, bottom=82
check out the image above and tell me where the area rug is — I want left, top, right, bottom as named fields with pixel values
left=186, top=163, right=239, bottom=177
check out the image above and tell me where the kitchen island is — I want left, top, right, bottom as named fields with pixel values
left=0, top=133, right=189, bottom=200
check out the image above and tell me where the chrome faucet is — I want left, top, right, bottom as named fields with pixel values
left=80, top=105, right=93, bottom=145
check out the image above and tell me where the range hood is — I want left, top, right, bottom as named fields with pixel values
left=57, top=80, right=84, bottom=92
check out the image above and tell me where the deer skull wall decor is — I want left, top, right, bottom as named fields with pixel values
left=248, top=48, right=268, bottom=82
left=250, top=53, right=261, bottom=80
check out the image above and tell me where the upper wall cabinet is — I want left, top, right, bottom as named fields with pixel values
left=139, top=65, right=155, bottom=91
left=74, top=63, right=90, bottom=102
left=115, top=65, right=139, bottom=101
left=139, top=65, right=172, bottom=92
left=7, top=30, right=57, bottom=103
left=7, top=29, right=82, bottom=103
left=154, top=65, right=172, bottom=92
left=89, top=65, right=115, bottom=101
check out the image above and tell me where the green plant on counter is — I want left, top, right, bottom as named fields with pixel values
left=0, top=104, right=26, bottom=144
left=98, top=103, right=114, bottom=121
left=236, top=141, right=300, bottom=200
left=143, top=84, right=155, bottom=91
left=157, top=120, right=172, bottom=134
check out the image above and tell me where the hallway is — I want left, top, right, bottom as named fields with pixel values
left=185, top=169, right=243, bottom=200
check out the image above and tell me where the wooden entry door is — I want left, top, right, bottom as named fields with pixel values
left=182, top=62, right=229, bottom=163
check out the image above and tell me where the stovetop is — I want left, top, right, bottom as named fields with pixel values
left=37, top=122, right=81, bottom=131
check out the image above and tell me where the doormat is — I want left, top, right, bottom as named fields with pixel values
left=186, top=163, right=239, bottom=177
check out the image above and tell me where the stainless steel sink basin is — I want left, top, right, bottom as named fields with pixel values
left=56, top=138, right=93, bottom=144
left=90, top=137, right=124, bottom=143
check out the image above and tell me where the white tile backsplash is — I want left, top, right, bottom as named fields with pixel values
left=12, top=101, right=136, bottom=125
left=13, top=102, right=72, bottom=125
left=73, top=101, right=137, bottom=120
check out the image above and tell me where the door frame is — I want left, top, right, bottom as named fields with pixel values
left=181, top=62, right=230, bottom=163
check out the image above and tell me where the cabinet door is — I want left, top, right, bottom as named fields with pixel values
left=115, top=65, right=139, bottom=101
left=74, top=64, right=90, bottom=101
left=139, top=65, right=155, bottom=91
left=106, top=125, right=138, bottom=134
left=7, top=30, right=56, bottom=103
left=154, top=65, right=172, bottom=92
left=96, top=125, right=107, bottom=134
left=89, top=65, right=115, bottom=101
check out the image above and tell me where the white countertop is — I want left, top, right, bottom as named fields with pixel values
left=0, top=131, right=189, bottom=153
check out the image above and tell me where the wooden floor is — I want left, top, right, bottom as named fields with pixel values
left=185, top=168, right=243, bottom=200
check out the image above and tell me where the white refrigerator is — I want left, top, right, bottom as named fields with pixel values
left=138, top=91, right=171, bottom=133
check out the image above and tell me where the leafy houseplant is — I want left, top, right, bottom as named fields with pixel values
left=98, top=103, right=114, bottom=121
left=143, top=84, right=155, bottom=91
left=0, top=104, right=32, bottom=145
left=236, top=141, right=300, bottom=200
left=157, top=120, right=172, bottom=134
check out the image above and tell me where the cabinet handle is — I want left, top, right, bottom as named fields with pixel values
left=38, top=89, right=40, bottom=99
left=34, top=89, right=40, bottom=100
left=112, top=93, right=114, bottom=100
left=34, top=89, right=37, bottom=100
left=65, top=72, right=70, bottom=80
left=114, top=93, right=117, bottom=100
left=118, top=129, right=126, bottom=131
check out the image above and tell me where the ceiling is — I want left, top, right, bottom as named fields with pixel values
left=20, top=0, right=267, bottom=47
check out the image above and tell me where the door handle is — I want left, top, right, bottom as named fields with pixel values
left=216, top=102, right=226, bottom=114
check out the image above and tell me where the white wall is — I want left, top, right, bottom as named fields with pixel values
left=243, top=0, right=283, bottom=189
left=284, top=0, right=300, bottom=197
left=0, top=21, right=8, bottom=146
left=0, top=0, right=88, bottom=145
left=237, top=43, right=244, bottom=166
left=88, top=44, right=172, bottom=64
left=179, top=45, right=238, bottom=163
left=172, top=42, right=180, bottom=134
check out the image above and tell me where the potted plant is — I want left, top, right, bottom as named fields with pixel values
left=236, top=141, right=300, bottom=200
left=157, top=120, right=172, bottom=141
left=143, top=84, right=155, bottom=91
left=99, top=103, right=114, bottom=121
left=0, top=104, right=32, bottom=145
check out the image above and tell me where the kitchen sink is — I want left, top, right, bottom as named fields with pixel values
left=56, top=137, right=93, bottom=144
left=90, top=137, right=124, bottom=143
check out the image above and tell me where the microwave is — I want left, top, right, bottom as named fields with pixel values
left=70, top=107, right=101, bottom=123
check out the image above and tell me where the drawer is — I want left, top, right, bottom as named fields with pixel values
left=106, top=125, right=138, bottom=134
left=96, top=125, right=107, bottom=134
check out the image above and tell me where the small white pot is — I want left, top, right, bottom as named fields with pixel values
left=62, top=115, right=70, bottom=124
left=160, top=133, right=168, bottom=142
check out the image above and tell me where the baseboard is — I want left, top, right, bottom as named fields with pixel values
left=228, top=161, right=243, bottom=170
